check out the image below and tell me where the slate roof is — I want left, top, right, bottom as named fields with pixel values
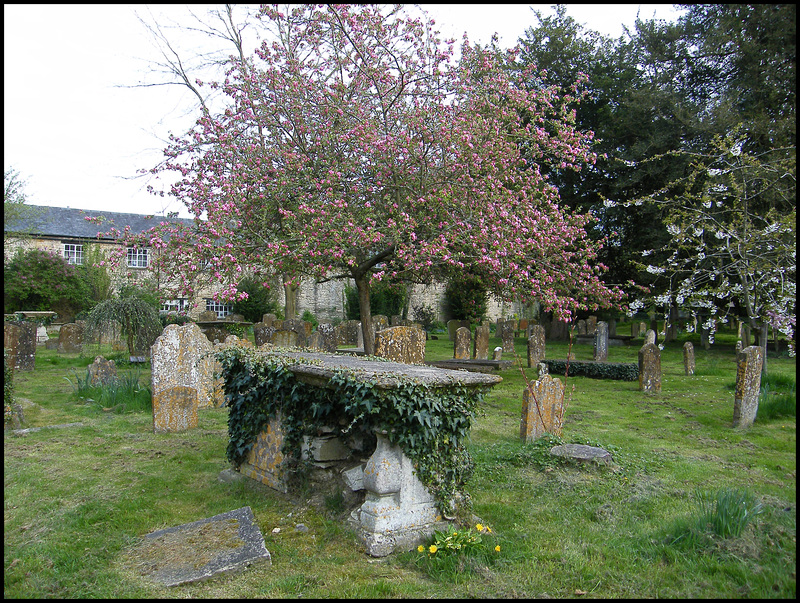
left=4, top=205, right=196, bottom=241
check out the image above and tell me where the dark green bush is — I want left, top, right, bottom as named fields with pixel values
left=543, top=359, right=639, bottom=381
left=444, top=275, right=487, bottom=324
left=344, top=281, right=409, bottom=320
left=232, top=276, right=280, bottom=323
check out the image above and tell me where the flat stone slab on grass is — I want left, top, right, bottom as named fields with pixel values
left=127, top=506, right=270, bottom=587
left=550, top=444, right=613, bottom=466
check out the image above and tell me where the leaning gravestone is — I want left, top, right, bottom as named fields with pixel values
left=527, top=324, right=546, bottom=368
left=447, top=319, right=461, bottom=342
left=520, top=374, right=565, bottom=443
left=473, top=325, right=490, bottom=360
left=308, top=323, right=338, bottom=353
left=593, top=321, right=609, bottom=362
left=57, top=322, right=84, bottom=354
left=374, top=326, right=426, bottom=364
left=453, top=326, right=471, bottom=360
left=683, top=342, right=695, bottom=376
left=252, top=322, right=274, bottom=347
left=732, top=345, right=763, bottom=429
left=638, top=342, right=661, bottom=393
left=4, top=321, right=36, bottom=371
left=644, top=329, right=657, bottom=346
left=127, top=506, right=270, bottom=587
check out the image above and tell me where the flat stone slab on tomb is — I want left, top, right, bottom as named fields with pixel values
left=126, top=506, right=270, bottom=587
left=425, top=358, right=512, bottom=373
left=550, top=444, right=613, bottom=466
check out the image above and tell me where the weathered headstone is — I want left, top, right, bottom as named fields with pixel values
left=492, top=346, right=503, bottom=361
left=271, top=329, right=300, bottom=348
left=374, top=326, right=426, bottom=364
left=198, top=310, right=218, bottom=322
left=88, top=356, right=118, bottom=386
left=683, top=342, right=695, bottom=376
left=586, top=315, right=598, bottom=335
left=473, top=325, right=490, bottom=360
left=644, top=329, right=657, bottom=346
left=57, top=322, right=84, bottom=354
left=550, top=444, right=612, bottom=466
left=447, top=319, right=461, bottom=342
left=335, top=320, right=362, bottom=347
left=252, top=323, right=274, bottom=347
left=517, top=318, right=529, bottom=337
left=638, top=343, right=661, bottom=393
left=308, top=323, right=337, bottom=353
left=372, top=315, right=389, bottom=334
left=153, top=385, right=199, bottom=433
left=576, top=319, right=587, bottom=335
left=453, top=326, right=471, bottom=360
left=593, top=321, right=609, bottom=362
left=151, top=323, right=220, bottom=411
left=4, top=321, right=36, bottom=371
left=261, top=313, right=277, bottom=327
left=732, top=345, right=763, bottom=429
left=527, top=324, right=546, bottom=368
left=520, top=374, right=565, bottom=443
left=630, top=321, right=640, bottom=339
left=281, top=319, right=309, bottom=347
left=500, top=320, right=515, bottom=353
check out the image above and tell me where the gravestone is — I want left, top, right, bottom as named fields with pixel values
left=272, top=329, right=300, bottom=348
left=593, top=321, right=609, bottom=362
left=683, top=342, right=695, bottom=376
left=372, top=315, right=389, bottom=334
left=644, top=329, right=657, bottom=346
left=261, top=313, right=277, bottom=327
left=453, top=326, right=471, bottom=360
left=630, top=321, right=640, bottom=338
left=374, top=326, right=426, bottom=364
left=151, top=323, right=220, bottom=411
left=520, top=374, right=565, bottom=443
left=252, top=323, right=274, bottom=347
left=550, top=444, right=612, bottom=466
left=473, top=324, right=490, bottom=360
left=57, top=322, right=84, bottom=354
left=576, top=319, right=587, bottom=335
left=608, top=318, right=617, bottom=337
left=88, top=356, right=118, bottom=386
left=517, top=318, right=529, bottom=337
left=492, top=346, right=503, bottom=361
left=281, top=319, right=308, bottom=347
left=586, top=315, right=598, bottom=335
left=732, top=345, right=763, bottom=429
left=551, top=318, right=570, bottom=341
left=500, top=320, right=515, bottom=353
left=4, top=321, right=36, bottom=371
left=639, top=322, right=647, bottom=337
left=127, top=506, right=270, bottom=587
left=527, top=324, right=546, bottom=368
left=447, top=319, right=461, bottom=342
left=198, top=310, right=218, bottom=322
left=638, top=343, right=662, bottom=393
left=335, top=320, right=362, bottom=347
left=308, top=323, right=337, bottom=353
left=153, top=385, right=198, bottom=433
left=35, top=325, right=48, bottom=344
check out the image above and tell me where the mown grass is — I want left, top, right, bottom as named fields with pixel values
left=4, top=325, right=796, bottom=598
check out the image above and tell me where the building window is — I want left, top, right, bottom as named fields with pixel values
left=127, top=247, right=149, bottom=268
left=205, top=298, right=232, bottom=319
left=162, top=299, right=189, bottom=313
left=63, top=243, right=83, bottom=265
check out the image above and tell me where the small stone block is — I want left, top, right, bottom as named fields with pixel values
left=550, top=444, right=613, bottom=465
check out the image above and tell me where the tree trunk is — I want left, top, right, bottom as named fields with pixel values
left=356, top=275, right=375, bottom=356
left=283, top=275, right=299, bottom=319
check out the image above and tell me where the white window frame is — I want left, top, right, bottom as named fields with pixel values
left=63, top=243, right=84, bottom=265
left=126, top=247, right=149, bottom=268
left=161, top=298, right=189, bottom=313
left=205, top=298, right=232, bottom=319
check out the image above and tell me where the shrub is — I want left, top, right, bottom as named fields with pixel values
left=301, top=309, right=318, bottom=330
left=85, top=298, right=163, bottom=356
left=444, top=275, right=487, bottom=324
left=412, top=303, right=437, bottom=333
left=543, top=359, right=639, bottom=381
left=232, top=276, right=280, bottom=323
left=4, top=248, right=92, bottom=318
left=344, top=280, right=409, bottom=320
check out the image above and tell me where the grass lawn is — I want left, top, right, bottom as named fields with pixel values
left=4, top=324, right=796, bottom=598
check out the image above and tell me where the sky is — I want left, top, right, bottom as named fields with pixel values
left=4, top=4, right=684, bottom=219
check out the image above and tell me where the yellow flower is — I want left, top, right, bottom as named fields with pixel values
left=487, top=526, right=492, bottom=533
left=417, top=545, right=425, bottom=553
left=429, top=545, right=438, bottom=554
left=495, top=545, right=501, bottom=552
left=475, top=523, right=484, bottom=531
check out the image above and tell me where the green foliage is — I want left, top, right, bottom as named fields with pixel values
left=81, top=242, right=112, bottom=305
left=218, top=345, right=490, bottom=518
left=301, top=309, right=318, bottom=330
left=543, top=359, right=639, bottom=381
left=84, top=298, right=163, bottom=356
left=159, top=312, right=194, bottom=328
left=3, top=350, right=13, bottom=425
left=411, top=303, right=437, bottom=333
left=344, top=281, right=409, bottom=321
left=65, top=368, right=152, bottom=413
left=232, top=276, right=280, bottom=323
left=4, top=248, right=93, bottom=318
left=756, top=372, right=796, bottom=421
left=411, top=522, right=502, bottom=582
left=444, top=275, right=488, bottom=324
left=117, top=276, right=161, bottom=309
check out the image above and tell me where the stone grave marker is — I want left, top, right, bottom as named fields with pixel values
left=374, top=326, right=426, bottom=364
left=492, top=346, right=503, bottom=361
left=473, top=324, right=490, bottom=360
left=527, top=324, right=546, bottom=368
left=576, top=319, right=587, bottom=335
left=272, top=329, right=300, bottom=348
left=586, top=315, right=597, bottom=334
left=593, top=321, right=609, bottom=362
left=644, top=329, right=657, bottom=346
left=261, top=313, right=277, bottom=327
left=500, top=320, right=515, bottom=353
left=4, top=321, right=36, bottom=371
left=253, top=322, right=274, bottom=347
left=683, top=342, right=695, bottom=376
left=631, top=321, right=640, bottom=338
left=550, top=444, right=612, bottom=466
left=732, top=345, right=763, bottom=429
left=126, top=506, right=270, bottom=587
left=88, top=356, right=118, bottom=386
left=153, top=385, right=198, bottom=433
left=453, top=326, right=471, bottom=360
left=517, top=318, right=529, bottom=337
left=638, top=342, right=661, bottom=393
left=372, top=314, right=389, bottom=333
left=57, top=322, right=84, bottom=354
left=447, top=319, right=460, bottom=342
left=520, top=373, right=565, bottom=443
left=198, top=310, right=218, bottom=322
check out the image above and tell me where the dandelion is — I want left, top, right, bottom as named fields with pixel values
left=417, top=545, right=424, bottom=553
left=429, top=545, right=438, bottom=554
left=475, top=523, right=484, bottom=531
left=495, top=545, right=501, bottom=552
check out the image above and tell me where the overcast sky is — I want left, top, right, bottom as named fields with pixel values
left=4, top=4, right=684, bottom=219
